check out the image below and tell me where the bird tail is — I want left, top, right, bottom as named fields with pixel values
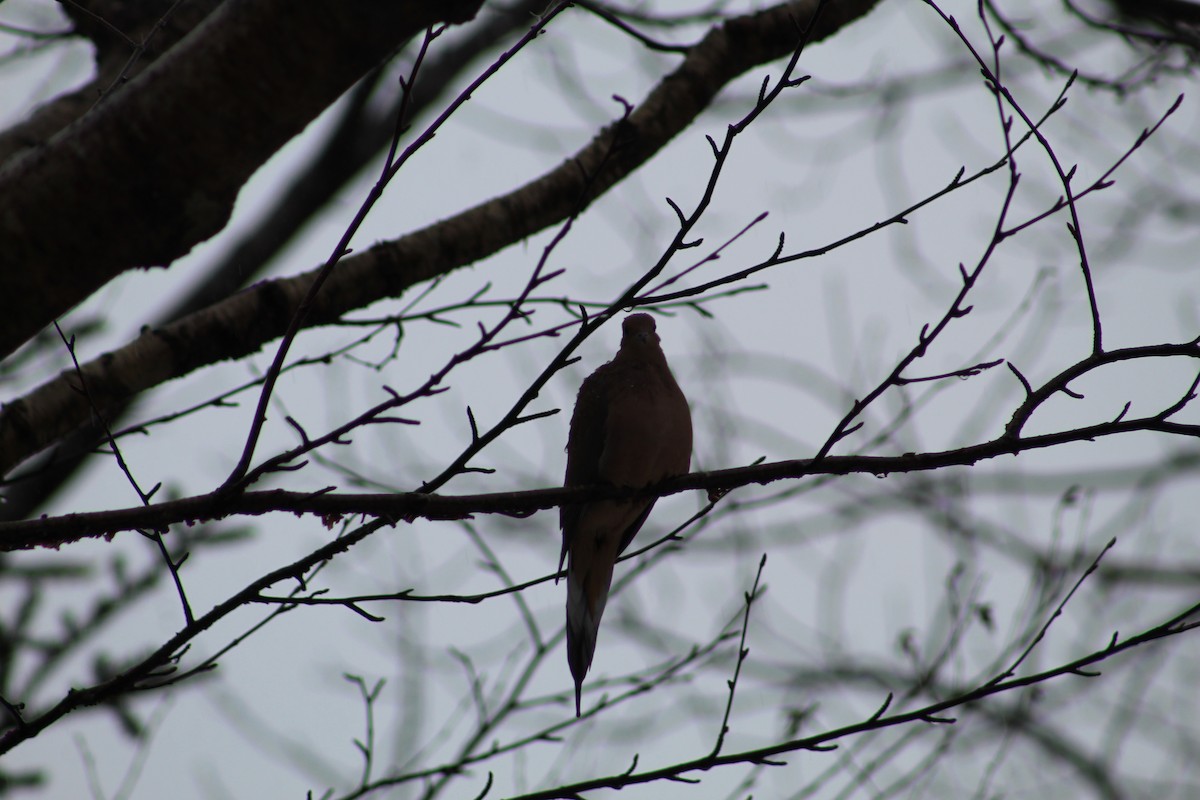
left=565, top=560, right=611, bottom=717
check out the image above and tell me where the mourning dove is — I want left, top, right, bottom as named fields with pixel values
left=559, top=313, right=692, bottom=716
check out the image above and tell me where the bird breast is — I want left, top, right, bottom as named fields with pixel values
left=597, top=368, right=691, bottom=487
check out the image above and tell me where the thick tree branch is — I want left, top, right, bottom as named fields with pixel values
left=0, top=0, right=486, bottom=358
left=0, top=1, right=223, bottom=165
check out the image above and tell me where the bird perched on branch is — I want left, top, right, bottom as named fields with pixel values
left=559, top=313, right=692, bottom=716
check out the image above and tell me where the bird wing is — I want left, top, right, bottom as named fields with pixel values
left=559, top=363, right=613, bottom=577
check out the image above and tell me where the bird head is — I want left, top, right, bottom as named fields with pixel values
left=620, top=313, right=660, bottom=348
